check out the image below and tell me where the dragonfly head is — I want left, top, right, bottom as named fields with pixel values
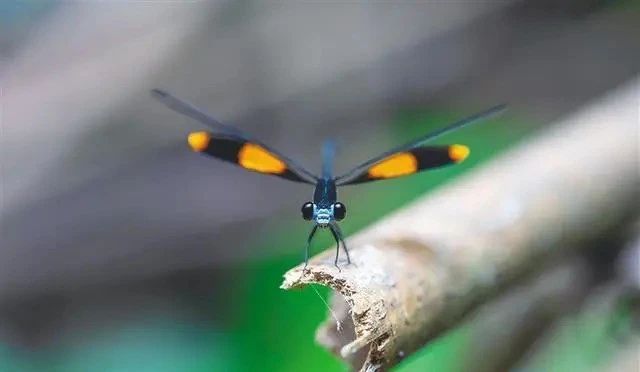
left=301, top=202, right=346, bottom=227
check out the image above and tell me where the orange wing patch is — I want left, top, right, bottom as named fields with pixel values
left=188, top=131, right=211, bottom=152
left=448, top=144, right=470, bottom=163
left=238, top=143, right=287, bottom=174
left=368, top=152, right=418, bottom=179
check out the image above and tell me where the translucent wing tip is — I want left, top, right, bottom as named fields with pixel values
left=151, top=88, right=169, bottom=99
left=490, top=103, right=508, bottom=116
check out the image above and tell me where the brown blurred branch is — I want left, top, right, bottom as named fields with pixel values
left=461, top=221, right=639, bottom=372
left=281, top=80, right=639, bottom=371
left=461, top=258, right=593, bottom=372
left=514, top=279, right=636, bottom=371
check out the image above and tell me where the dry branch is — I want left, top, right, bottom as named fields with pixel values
left=461, top=258, right=593, bottom=372
left=514, top=279, right=636, bottom=371
left=281, top=80, right=639, bottom=371
left=465, top=218, right=640, bottom=371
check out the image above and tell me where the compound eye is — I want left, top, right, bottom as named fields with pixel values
left=333, top=202, right=346, bottom=221
left=301, top=202, right=314, bottom=220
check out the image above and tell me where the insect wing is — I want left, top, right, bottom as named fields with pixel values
left=336, top=104, right=505, bottom=185
left=153, top=89, right=318, bottom=183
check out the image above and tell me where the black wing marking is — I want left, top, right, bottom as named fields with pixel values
left=186, top=131, right=311, bottom=183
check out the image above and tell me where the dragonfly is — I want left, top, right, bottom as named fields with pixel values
left=152, top=89, right=505, bottom=269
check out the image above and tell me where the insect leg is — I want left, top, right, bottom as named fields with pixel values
left=304, top=224, right=319, bottom=269
left=329, top=224, right=342, bottom=270
left=332, top=223, right=351, bottom=265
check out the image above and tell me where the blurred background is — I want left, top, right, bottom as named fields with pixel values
left=1, top=1, right=639, bottom=371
